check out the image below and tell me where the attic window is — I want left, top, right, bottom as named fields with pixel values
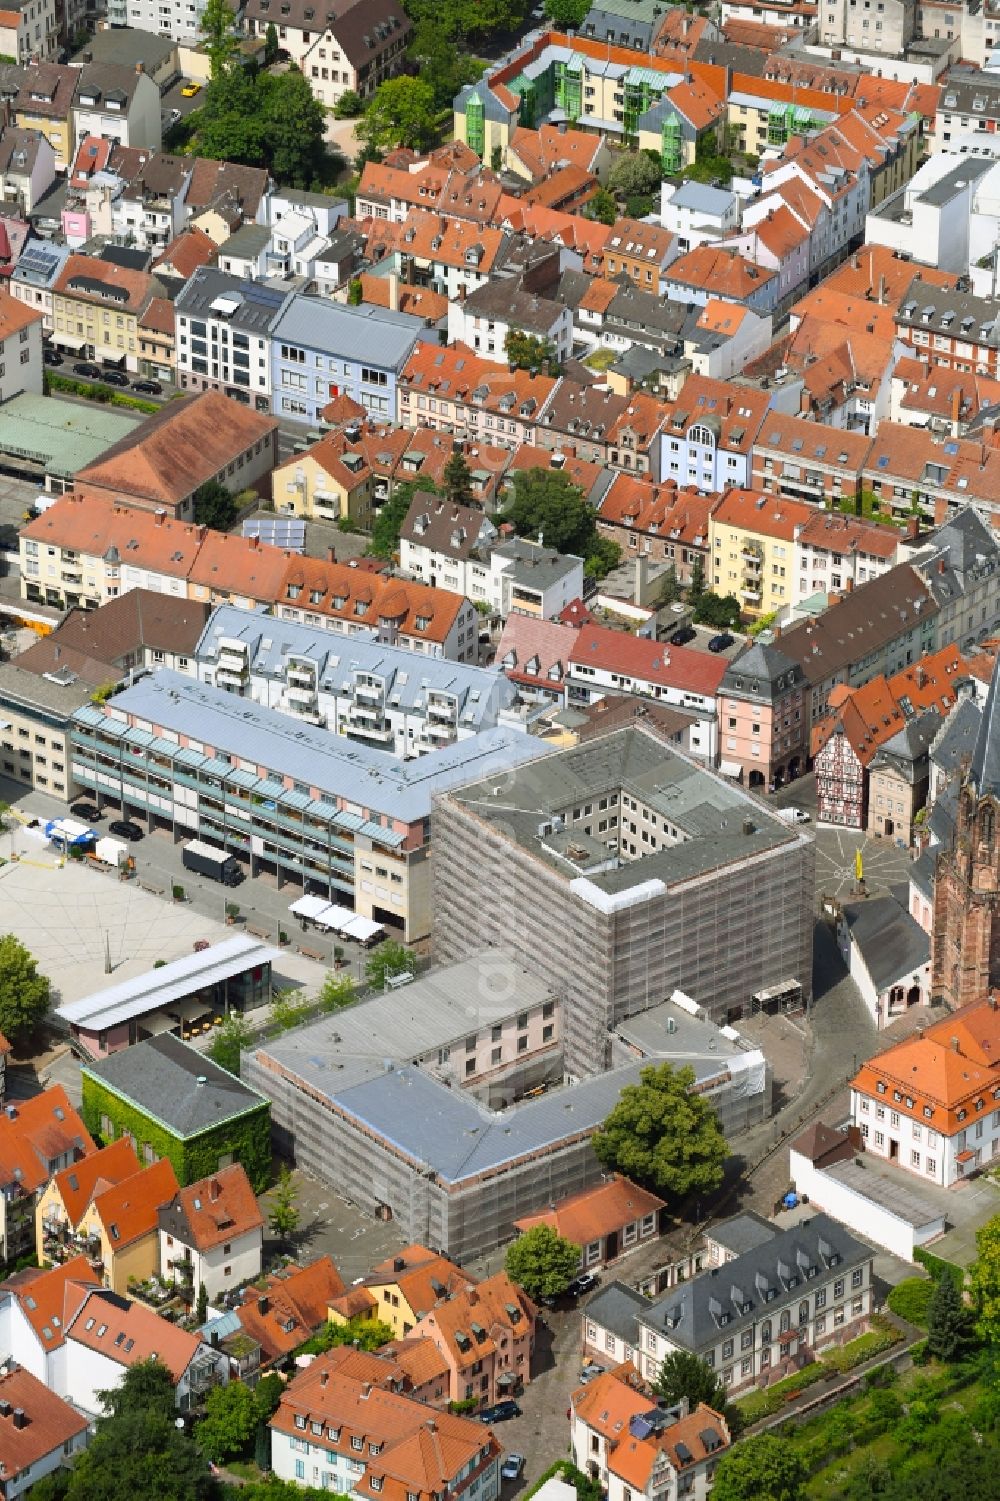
left=54, top=1107, right=65, bottom=1121
left=876, top=1081, right=886, bottom=1093
left=110, top=1224, right=120, bottom=1240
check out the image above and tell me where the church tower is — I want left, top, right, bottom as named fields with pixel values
left=931, top=659, right=1000, bottom=1008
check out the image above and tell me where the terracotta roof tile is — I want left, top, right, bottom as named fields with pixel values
left=158, top=1163, right=262, bottom=1253
left=667, top=244, right=775, bottom=301
left=0, top=1087, right=94, bottom=1198
left=3, top=1257, right=101, bottom=1349
left=68, top=1287, right=203, bottom=1381
left=812, top=642, right=971, bottom=766
left=0, top=287, right=42, bottom=339
left=851, top=994, right=1000, bottom=1131
left=46, top=1138, right=140, bottom=1230
left=54, top=253, right=160, bottom=316
left=0, top=1365, right=87, bottom=1481
left=75, top=391, right=277, bottom=510
left=514, top=1176, right=664, bottom=1244
left=237, top=1256, right=346, bottom=1364
left=366, top=1245, right=471, bottom=1320
left=92, top=1157, right=179, bottom=1251
left=570, top=622, right=727, bottom=697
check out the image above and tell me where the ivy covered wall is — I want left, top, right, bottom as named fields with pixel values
left=82, top=1076, right=271, bottom=1192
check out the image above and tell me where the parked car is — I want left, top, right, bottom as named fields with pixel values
left=101, top=370, right=130, bottom=387
left=778, top=806, right=811, bottom=825
left=43, top=348, right=63, bottom=366
left=73, top=362, right=101, bottom=379
left=70, top=803, right=101, bottom=822
left=707, top=632, right=735, bottom=653
left=670, top=625, right=696, bottom=646
left=578, top=1363, right=606, bottom=1384
left=567, top=1271, right=599, bottom=1297
left=108, top=819, right=144, bottom=841
left=479, top=1400, right=521, bottom=1424
left=132, top=379, right=163, bottom=395
left=501, top=1455, right=525, bottom=1481
left=180, top=81, right=201, bottom=96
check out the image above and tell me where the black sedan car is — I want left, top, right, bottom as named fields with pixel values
left=708, top=632, right=735, bottom=653
left=108, top=818, right=144, bottom=841
left=102, top=370, right=130, bottom=387
left=670, top=625, right=696, bottom=646
left=71, top=802, right=102, bottom=822
left=73, top=362, right=101, bottom=379
left=43, top=348, right=64, bottom=367
left=132, top=379, right=163, bottom=396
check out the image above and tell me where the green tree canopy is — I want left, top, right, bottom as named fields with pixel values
left=592, top=1063, right=727, bottom=1202
left=196, top=1379, right=259, bottom=1464
left=194, top=65, right=329, bottom=187
left=206, top=1010, right=252, bottom=1076
left=358, top=77, right=438, bottom=155
left=653, top=1350, right=728, bottom=1411
left=688, top=554, right=705, bottom=599
left=544, top=0, right=591, bottom=26
left=307, top=1314, right=394, bottom=1354
left=692, top=591, right=741, bottom=629
left=443, top=450, right=474, bottom=505
left=502, top=467, right=620, bottom=580
left=505, top=1226, right=581, bottom=1299
left=318, top=971, right=356, bottom=1013
left=201, top=0, right=238, bottom=79
left=588, top=186, right=617, bottom=225
left=406, top=22, right=485, bottom=111
left=608, top=151, right=663, bottom=200
left=502, top=467, right=593, bottom=556
left=504, top=327, right=560, bottom=374
left=192, top=479, right=237, bottom=532
left=711, top=1435, right=806, bottom=1501
left=263, top=20, right=279, bottom=64
left=658, top=563, right=681, bottom=605
left=0, top=935, right=50, bottom=1041
left=927, top=1268, right=970, bottom=1361
left=334, top=88, right=362, bottom=118
left=971, top=1213, right=1000, bottom=1346
left=369, top=479, right=432, bottom=560
left=98, top=1360, right=177, bottom=1423
left=268, top=1163, right=301, bottom=1245
left=401, top=0, right=530, bottom=46
left=365, top=939, right=417, bottom=990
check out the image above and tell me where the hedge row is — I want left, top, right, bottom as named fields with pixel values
left=734, top=1319, right=903, bottom=1425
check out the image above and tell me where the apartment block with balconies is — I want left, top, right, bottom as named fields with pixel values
left=192, top=604, right=519, bottom=758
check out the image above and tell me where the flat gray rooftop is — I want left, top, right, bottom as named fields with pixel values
left=616, top=997, right=753, bottom=1067
left=257, top=951, right=555, bottom=1093
left=442, top=726, right=801, bottom=898
left=76, top=669, right=549, bottom=825
left=825, top=1157, right=946, bottom=1229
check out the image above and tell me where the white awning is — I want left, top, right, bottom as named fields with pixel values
left=51, top=331, right=87, bottom=352
left=288, top=894, right=333, bottom=920
left=718, top=760, right=743, bottom=779
left=340, top=915, right=384, bottom=944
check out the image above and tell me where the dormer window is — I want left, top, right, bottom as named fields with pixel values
left=294, top=1415, right=306, bottom=1430
left=876, top=1081, right=886, bottom=1094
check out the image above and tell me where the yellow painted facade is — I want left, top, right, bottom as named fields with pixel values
left=272, top=451, right=373, bottom=526
left=708, top=513, right=798, bottom=621
left=51, top=289, right=140, bottom=367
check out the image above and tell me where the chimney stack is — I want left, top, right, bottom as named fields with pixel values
left=951, top=1036, right=959, bottom=1052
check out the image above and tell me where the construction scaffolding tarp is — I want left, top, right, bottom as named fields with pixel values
left=728, top=1047, right=767, bottom=1098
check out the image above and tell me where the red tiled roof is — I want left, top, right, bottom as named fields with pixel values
left=92, top=1158, right=179, bottom=1251
left=158, top=1163, right=263, bottom=1253
left=237, top=1256, right=346, bottom=1364
left=0, top=1365, right=87, bottom=1480
left=47, top=1138, right=141, bottom=1230
left=570, top=622, right=726, bottom=697
left=0, top=1087, right=94, bottom=1197
left=514, top=1175, right=664, bottom=1244
left=67, top=1288, right=203, bottom=1382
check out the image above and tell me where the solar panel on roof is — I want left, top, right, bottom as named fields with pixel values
left=243, top=517, right=306, bottom=551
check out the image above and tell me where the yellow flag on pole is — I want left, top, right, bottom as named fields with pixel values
left=855, top=847, right=863, bottom=883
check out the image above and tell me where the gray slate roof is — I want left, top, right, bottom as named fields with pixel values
left=269, top=295, right=423, bottom=369
left=930, top=694, right=981, bottom=778
left=721, top=641, right=803, bottom=701
left=970, top=656, right=1000, bottom=798
left=645, top=1213, right=870, bottom=1353
left=584, top=1281, right=651, bottom=1345
left=82, top=1034, right=268, bottom=1137
left=707, top=1211, right=776, bottom=1257
left=843, top=894, right=929, bottom=994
